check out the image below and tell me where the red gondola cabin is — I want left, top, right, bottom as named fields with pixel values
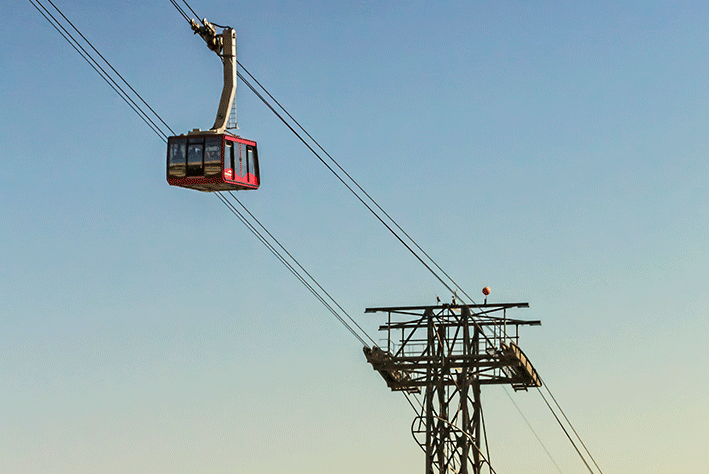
left=167, top=133, right=260, bottom=192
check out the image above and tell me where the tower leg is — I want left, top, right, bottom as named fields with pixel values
left=472, top=326, right=482, bottom=474
left=472, top=381, right=482, bottom=474
left=425, top=309, right=435, bottom=474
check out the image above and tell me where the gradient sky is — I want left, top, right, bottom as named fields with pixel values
left=2, top=1, right=708, bottom=473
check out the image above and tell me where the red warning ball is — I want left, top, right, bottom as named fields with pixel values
left=482, top=286, right=491, bottom=296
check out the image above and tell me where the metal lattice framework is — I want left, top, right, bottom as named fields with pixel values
left=364, top=303, right=541, bottom=474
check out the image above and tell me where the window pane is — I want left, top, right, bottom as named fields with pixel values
left=167, top=138, right=186, bottom=178
left=224, top=142, right=234, bottom=180
left=247, top=146, right=256, bottom=184
left=204, top=136, right=222, bottom=177
left=235, top=143, right=245, bottom=177
left=187, top=138, right=204, bottom=177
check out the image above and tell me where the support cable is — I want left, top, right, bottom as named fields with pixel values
left=236, top=64, right=513, bottom=329
left=502, top=386, right=564, bottom=474
left=227, top=192, right=376, bottom=347
left=540, top=380, right=604, bottom=474
left=236, top=41, right=587, bottom=474
left=237, top=60, right=481, bottom=309
left=237, top=69, right=498, bottom=348
left=44, top=0, right=177, bottom=137
left=216, top=192, right=372, bottom=347
left=28, top=0, right=168, bottom=142
left=234, top=70, right=458, bottom=299
left=180, top=0, right=202, bottom=24
left=537, top=387, right=595, bottom=474
left=169, top=0, right=190, bottom=23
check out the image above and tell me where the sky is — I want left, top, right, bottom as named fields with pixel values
left=1, top=1, right=708, bottom=473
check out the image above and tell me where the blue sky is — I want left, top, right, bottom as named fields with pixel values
left=2, top=1, right=708, bottom=472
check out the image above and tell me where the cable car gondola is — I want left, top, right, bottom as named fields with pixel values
left=167, top=19, right=260, bottom=192
left=167, top=132, right=259, bottom=192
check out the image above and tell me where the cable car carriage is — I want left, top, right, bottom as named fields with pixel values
left=167, top=133, right=259, bottom=191
left=167, top=19, right=260, bottom=192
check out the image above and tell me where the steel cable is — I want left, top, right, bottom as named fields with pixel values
left=216, top=192, right=372, bottom=347
left=44, top=0, right=177, bottom=137
left=234, top=68, right=503, bottom=355
left=537, top=387, right=596, bottom=474
left=237, top=60, right=482, bottom=309
left=180, top=0, right=202, bottom=24
left=502, top=386, right=565, bottom=473
left=169, top=0, right=190, bottom=23
left=227, top=191, right=376, bottom=347
left=28, top=0, right=169, bottom=142
left=539, top=380, right=605, bottom=474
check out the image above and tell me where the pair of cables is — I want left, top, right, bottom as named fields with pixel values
left=503, top=381, right=606, bottom=474
left=28, top=0, right=377, bottom=349
left=234, top=59, right=482, bottom=309
left=28, top=0, right=175, bottom=143
left=216, top=191, right=375, bottom=347
left=537, top=380, right=605, bottom=474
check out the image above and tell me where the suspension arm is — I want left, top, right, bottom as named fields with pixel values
left=190, top=19, right=237, bottom=133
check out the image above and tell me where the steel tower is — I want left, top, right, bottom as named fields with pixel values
left=364, top=302, right=541, bottom=474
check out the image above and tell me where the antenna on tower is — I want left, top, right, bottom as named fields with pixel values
left=482, top=286, right=491, bottom=304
